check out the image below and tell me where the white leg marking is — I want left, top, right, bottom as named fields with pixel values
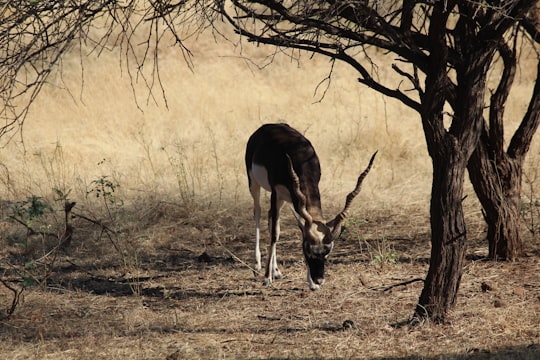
left=264, top=199, right=285, bottom=285
left=272, top=199, right=285, bottom=280
left=255, top=226, right=261, bottom=271
left=264, top=208, right=276, bottom=286
left=264, top=196, right=286, bottom=286
left=264, top=240, right=277, bottom=287
left=250, top=178, right=262, bottom=272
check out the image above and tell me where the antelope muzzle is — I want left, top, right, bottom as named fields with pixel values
left=303, top=241, right=334, bottom=290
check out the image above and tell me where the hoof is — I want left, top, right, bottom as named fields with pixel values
left=308, top=276, right=323, bottom=291
left=309, top=283, right=321, bottom=291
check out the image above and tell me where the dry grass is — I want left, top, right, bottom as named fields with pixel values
left=0, top=26, right=539, bottom=359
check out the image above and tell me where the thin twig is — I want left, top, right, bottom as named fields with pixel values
left=217, top=240, right=260, bottom=275
left=370, top=278, right=424, bottom=292
left=72, top=212, right=118, bottom=234
left=0, top=279, right=23, bottom=320
left=8, top=216, right=57, bottom=239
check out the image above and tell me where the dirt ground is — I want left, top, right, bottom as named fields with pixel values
left=0, top=199, right=538, bottom=359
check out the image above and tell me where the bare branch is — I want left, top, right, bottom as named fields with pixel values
left=0, top=1, right=124, bottom=140
left=508, top=56, right=540, bottom=159
left=392, top=62, right=423, bottom=97
left=0, top=1, right=211, bottom=142
left=489, top=39, right=517, bottom=158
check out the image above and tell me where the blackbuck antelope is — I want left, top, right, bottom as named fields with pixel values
left=245, top=123, right=377, bottom=290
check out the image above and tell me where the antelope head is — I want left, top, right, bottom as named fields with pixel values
left=287, top=151, right=377, bottom=290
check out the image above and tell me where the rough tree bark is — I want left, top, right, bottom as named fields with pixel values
left=468, top=133, right=524, bottom=260
left=416, top=139, right=470, bottom=321
left=468, top=47, right=540, bottom=260
left=415, top=3, right=495, bottom=320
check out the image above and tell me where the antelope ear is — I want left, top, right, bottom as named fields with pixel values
left=325, top=218, right=341, bottom=238
left=326, top=222, right=343, bottom=243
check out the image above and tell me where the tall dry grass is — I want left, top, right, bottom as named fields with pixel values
left=0, top=24, right=537, bottom=285
left=2, top=26, right=538, bottom=220
left=0, top=28, right=430, bottom=213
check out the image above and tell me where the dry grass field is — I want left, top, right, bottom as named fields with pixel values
left=0, top=25, right=539, bottom=359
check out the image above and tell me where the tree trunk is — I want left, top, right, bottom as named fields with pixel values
left=415, top=144, right=468, bottom=322
left=466, top=51, right=540, bottom=261
left=468, top=132, right=524, bottom=260
left=464, top=39, right=526, bottom=261
left=415, top=5, right=495, bottom=320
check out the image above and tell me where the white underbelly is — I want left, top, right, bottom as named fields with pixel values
left=250, top=163, right=292, bottom=202
left=251, top=163, right=271, bottom=191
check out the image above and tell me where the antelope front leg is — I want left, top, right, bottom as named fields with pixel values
left=263, top=241, right=277, bottom=287
left=264, top=194, right=284, bottom=286
left=264, top=240, right=283, bottom=285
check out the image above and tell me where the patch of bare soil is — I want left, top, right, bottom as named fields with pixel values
left=0, top=201, right=539, bottom=359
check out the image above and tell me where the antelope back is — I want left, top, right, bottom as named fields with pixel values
left=245, top=123, right=323, bottom=217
